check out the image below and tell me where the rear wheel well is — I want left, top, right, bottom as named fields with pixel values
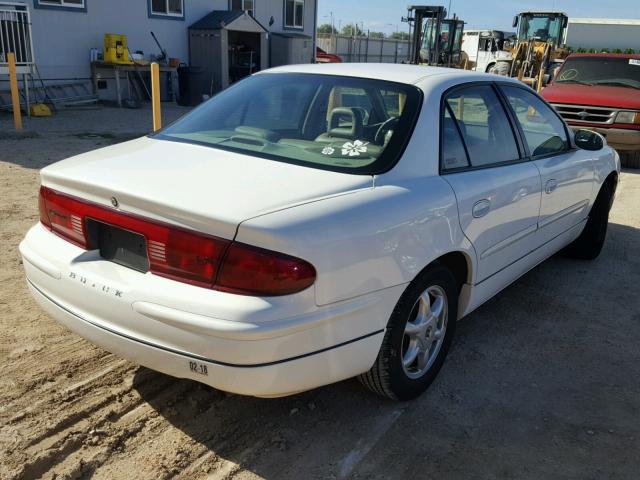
left=433, top=252, right=470, bottom=293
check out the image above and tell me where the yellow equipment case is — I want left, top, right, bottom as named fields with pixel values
left=103, top=33, right=133, bottom=65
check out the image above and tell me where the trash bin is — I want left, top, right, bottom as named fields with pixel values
left=177, top=65, right=205, bottom=106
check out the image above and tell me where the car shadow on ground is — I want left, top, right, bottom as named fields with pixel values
left=134, top=222, right=640, bottom=479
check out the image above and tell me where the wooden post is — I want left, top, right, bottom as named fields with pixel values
left=151, top=62, right=161, bottom=131
left=8, top=53, right=22, bottom=131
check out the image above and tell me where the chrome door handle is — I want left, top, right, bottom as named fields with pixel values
left=472, top=199, right=491, bottom=218
left=545, top=179, right=558, bottom=194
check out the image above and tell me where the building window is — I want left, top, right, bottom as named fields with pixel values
left=230, top=0, right=254, bottom=16
left=284, top=0, right=303, bottom=29
left=34, top=0, right=86, bottom=11
left=149, top=0, right=184, bottom=19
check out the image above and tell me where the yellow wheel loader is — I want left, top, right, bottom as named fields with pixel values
left=489, top=11, right=570, bottom=90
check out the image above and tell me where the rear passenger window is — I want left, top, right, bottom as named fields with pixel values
left=441, top=107, right=469, bottom=170
left=444, top=85, right=520, bottom=168
left=501, top=86, right=568, bottom=157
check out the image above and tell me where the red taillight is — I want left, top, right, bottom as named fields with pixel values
left=37, top=186, right=316, bottom=295
left=39, top=186, right=229, bottom=287
left=216, top=242, right=316, bottom=296
left=39, top=186, right=88, bottom=248
left=146, top=226, right=228, bottom=288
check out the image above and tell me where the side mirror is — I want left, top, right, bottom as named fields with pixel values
left=512, top=16, right=519, bottom=28
left=574, top=129, right=604, bottom=151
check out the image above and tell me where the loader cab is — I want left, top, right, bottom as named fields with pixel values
left=512, top=12, right=568, bottom=48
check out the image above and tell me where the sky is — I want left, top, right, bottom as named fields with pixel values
left=317, top=0, right=640, bottom=35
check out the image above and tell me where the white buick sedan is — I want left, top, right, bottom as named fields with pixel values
left=21, top=64, right=620, bottom=400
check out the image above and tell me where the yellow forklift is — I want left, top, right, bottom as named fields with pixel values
left=403, top=5, right=466, bottom=68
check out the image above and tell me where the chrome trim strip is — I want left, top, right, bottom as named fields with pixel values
left=538, top=200, right=589, bottom=229
left=480, top=224, right=537, bottom=260
left=476, top=218, right=588, bottom=286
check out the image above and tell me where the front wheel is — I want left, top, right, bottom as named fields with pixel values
left=359, top=264, right=458, bottom=400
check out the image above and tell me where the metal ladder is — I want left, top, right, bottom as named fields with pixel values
left=0, top=78, right=98, bottom=110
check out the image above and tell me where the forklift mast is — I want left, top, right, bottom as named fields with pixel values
left=405, top=5, right=447, bottom=65
left=404, top=5, right=464, bottom=67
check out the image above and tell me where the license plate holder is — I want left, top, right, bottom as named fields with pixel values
left=87, top=219, right=149, bottom=273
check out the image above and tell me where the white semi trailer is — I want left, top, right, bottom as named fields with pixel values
left=564, top=18, right=640, bottom=51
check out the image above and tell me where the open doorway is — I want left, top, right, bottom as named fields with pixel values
left=227, top=30, right=261, bottom=84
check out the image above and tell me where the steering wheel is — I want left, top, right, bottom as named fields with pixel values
left=375, top=116, right=399, bottom=144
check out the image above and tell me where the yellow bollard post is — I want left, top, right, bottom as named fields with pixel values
left=8, top=53, right=22, bottom=131
left=151, top=62, right=162, bottom=131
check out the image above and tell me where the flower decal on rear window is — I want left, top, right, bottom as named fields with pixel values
left=321, top=146, right=335, bottom=155
left=341, top=140, right=369, bottom=157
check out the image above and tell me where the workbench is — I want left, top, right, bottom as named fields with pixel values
left=90, top=61, right=177, bottom=107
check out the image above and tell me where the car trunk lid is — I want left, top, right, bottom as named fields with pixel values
left=40, top=136, right=373, bottom=240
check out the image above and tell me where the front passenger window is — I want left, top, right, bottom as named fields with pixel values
left=501, top=85, right=569, bottom=157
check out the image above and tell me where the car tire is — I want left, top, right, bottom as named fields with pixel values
left=488, top=61, right=510, bottom=76
left=564, top=181, right=613, bottom=260
left=359, top=264, right=458, bottom=400
left=620, top=151, right=640, bottom=169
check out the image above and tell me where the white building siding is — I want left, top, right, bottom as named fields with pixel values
left=25, top=0, right=316, bottom=81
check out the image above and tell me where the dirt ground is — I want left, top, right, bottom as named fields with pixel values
left=1, top=105, right=640, bottom=480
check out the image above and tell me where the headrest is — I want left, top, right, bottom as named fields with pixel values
left=327, top=107, right=364, bottom=139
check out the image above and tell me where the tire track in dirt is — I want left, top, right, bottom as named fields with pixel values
left=7, top=369, right=197, bottom=479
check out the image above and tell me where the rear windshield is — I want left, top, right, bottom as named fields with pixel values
left=155, top=73, right=422, bottom=174
left=555, top=56, right=640, bottom=89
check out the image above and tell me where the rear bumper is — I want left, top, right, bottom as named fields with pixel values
left=27, top=280, right=384, bottom=397
left=569, top=125, right=640, bottom=152
left=21, top=223, right=400, bottom=397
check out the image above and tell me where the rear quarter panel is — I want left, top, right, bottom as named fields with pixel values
left=235, top=176, right=474, bottom=307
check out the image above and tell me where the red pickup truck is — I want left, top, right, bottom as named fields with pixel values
left=542, top=53, right=640, bottom=168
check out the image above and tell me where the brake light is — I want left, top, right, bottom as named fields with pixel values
left=216, top=242, right=316, bottom=296
left=39, top=186, right=88, bottom=248
left=37, top=186, right=316, bottom=295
